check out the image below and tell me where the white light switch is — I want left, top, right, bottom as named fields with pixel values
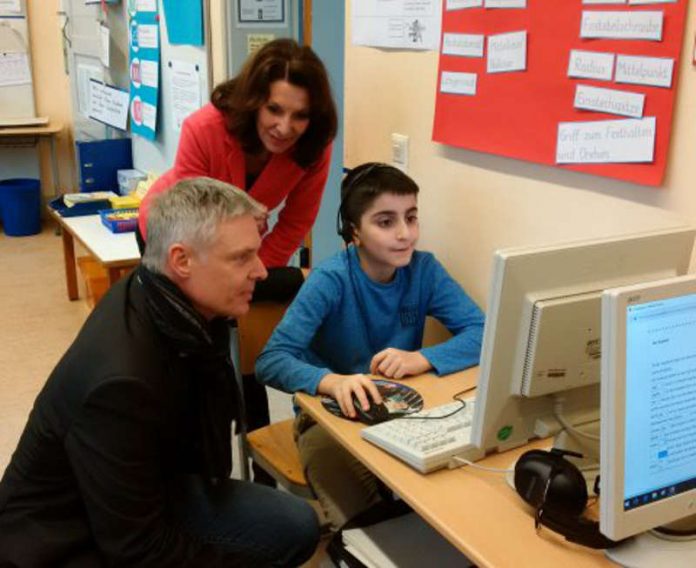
left=391, top=133, right=409, bottom=172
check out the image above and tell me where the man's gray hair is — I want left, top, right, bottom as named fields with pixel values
left=142, top=177, right=266, bottom=272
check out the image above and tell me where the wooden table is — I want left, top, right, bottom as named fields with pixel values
left=48, top=210, right=140, bottom=301
left=0, top=123, right=63, bottom=199
left=296, top=368, right=615, bottom=568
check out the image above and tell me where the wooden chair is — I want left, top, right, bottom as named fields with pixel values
left=236, top=301, right=313, bottom=498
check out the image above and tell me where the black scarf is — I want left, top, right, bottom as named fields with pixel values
left=136, top=265, right=239, bottom=480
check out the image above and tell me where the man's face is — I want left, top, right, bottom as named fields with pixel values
left=180, top=215, right=267, bottom=319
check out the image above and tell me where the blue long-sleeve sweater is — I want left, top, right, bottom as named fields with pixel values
left=256, top=246, right=485, bottom=395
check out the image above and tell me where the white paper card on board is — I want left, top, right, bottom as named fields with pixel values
left=0, top=52, right=31, bottom=87
left=447, top=0, right=483, bottom=9
left=88, top=80, right=129, bottom=131
left=568, top=50, right=615, bottom=81
left=615, top=54, right=674, bottom=88
left=580, top=11, right=663, bottom=41
left=628, top=0, right=676, bottom=4
left=142, top=102, right=157, bottom=130
left=556, top=116, right=655, bottom=164
left=485, top=0, right=526, bottom=7
left=440, top=71, right=477, bottom=95
left=487, top=31, right=526, bottom=73
left=574, top=85, right=645, bottom=118
left=140, top=59, right=159, bottom=89
left=137, top=24, right=159, bottom=49
left=442, top=33, right=484, bottom=57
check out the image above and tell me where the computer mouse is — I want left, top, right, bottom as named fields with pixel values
left=351, top=394, right=391, bottom=425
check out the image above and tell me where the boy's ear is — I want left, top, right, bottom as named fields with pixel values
left=350, top=223, right=360, bottom=246
left=167, top=243, right=193, bottom=279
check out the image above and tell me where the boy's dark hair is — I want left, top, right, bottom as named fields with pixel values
left=210, top=38, right=337, bottom=169
left=337, top=163, right=420, bottom=244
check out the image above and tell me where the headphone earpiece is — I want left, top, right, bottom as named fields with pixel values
left=514, top=448, right=623, bottom=550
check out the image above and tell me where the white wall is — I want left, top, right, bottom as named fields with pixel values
left=343, top=1, right=696, bottom=311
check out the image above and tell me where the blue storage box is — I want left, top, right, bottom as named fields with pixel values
left=49, top=195, right=113, bottom=217
left=99, top=208, right=139, bottom=233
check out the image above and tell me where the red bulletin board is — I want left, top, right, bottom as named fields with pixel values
left=432, top=0, right=688, bottom=187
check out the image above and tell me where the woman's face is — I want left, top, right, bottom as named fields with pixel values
left=256, top=80, right=310, bottom=154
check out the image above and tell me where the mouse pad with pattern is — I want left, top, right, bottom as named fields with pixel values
left=321, top=379, right=424, bottom=420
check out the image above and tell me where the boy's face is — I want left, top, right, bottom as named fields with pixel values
left=352, top=192, right=419, bottom=282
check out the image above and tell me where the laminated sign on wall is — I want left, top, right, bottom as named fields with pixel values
left=129, top=0, right=160, bottom=141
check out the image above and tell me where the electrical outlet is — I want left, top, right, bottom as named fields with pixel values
left=391, top=133, right=409, bottom=172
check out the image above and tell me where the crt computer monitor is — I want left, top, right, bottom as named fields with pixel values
left=600, top=275, right=696, bottom=566
left=456, top=226, right=695, bottom=464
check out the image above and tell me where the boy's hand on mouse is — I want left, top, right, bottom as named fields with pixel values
left=317, top=373, right=382, bottom=418
left=369, top=348, right=432, bottom=379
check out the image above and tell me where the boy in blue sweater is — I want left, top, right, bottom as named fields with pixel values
left=256, top=163, right=485, bottom=529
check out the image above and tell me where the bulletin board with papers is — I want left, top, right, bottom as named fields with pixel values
left=431, top=0, right=688, bottom=187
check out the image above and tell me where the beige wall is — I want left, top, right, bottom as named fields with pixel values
left=344, top=1, right=696, bottom=309
left=27, top=0, right=75, bottom=195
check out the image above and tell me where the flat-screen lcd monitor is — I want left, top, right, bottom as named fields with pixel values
left=600, top=275, right=696, bottom=565
left=461, top=227, right=695, bottom=463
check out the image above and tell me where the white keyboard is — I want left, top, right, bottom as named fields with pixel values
left=361, top=398, right=475, bottom=473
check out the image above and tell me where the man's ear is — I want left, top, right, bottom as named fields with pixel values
left=167, top=243, right=192, bottom=280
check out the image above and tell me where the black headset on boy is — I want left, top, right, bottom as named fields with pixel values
left=336, top=163, right=392, bottom=244
left=514, top=448, right=624, bottom=550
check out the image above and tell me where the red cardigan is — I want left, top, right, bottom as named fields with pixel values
left=139, top=104, right=332, bottom=267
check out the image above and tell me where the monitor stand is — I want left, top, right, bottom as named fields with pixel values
left=606, top=519, right=696, bottom=568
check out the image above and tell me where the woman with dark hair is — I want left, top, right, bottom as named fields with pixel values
left=138, top=38, right=338, bottom=268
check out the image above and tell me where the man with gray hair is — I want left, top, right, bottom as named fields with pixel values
left=0, top=178, right=320, bottom=566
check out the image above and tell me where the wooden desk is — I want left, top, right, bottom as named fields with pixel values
left=0, top=123, right=63, bottom=199
left=48, top=210, right=140, bottom=301
left=296, top=369, right=614, bottom=568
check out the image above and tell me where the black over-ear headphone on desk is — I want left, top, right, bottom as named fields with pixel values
left=514, top=448, right=623, bottom=550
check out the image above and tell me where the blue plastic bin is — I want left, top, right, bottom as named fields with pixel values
left=0, top=178, right=42, bottom=237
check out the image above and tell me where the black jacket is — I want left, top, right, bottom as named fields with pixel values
left=0, top=270, right=242, bottom=567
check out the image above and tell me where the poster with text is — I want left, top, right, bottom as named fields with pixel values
left=432, top=0, right=688, bottom=186
left=129, top=2, right=160, bottom=141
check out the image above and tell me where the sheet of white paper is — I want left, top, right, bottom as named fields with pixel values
left=100, top=23, right=110, bottom=67
left=136, top=0, right=157, bottom=12
left=442, top=33, right=484, bottom=57
left=556, top=116, right=655, bottom=164
left=140, top=59, right=159, bottom=88
left=567, top=50, right=615, bottom=81
left=446, top=0, right=482, bottom=9
left=88, top=80, right=129, bottom=130
left=352, top=0, right=442, bottom=51
left=169, top=60, right=202, bottom=131
left=137, top=24, right=158, bottom=49
left=237, top=0, right=286, bottom=27
left=77, top=63, right=104, bottom=117
left=615, top=54, right=673, bottom=88
left=0, top=0, right=21, bottom=13
left=485, top=0, right=526, bottom=7
left=142, top=102, right=157, bottom=130
left=487, top=30, right=526, bottom=73
left=0, top=52, right=31, bottom=87
left=580, top=10, right=663, bottom=41
left=574, top=84, right=645, bottom=118
left=583, top=0, right=626, bottom=4
left=440, top=71, right=477, bottom=95
left=629, top=0, right=676, bottom=4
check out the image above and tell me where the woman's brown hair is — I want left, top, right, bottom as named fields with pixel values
left=211, top=39, right=338, bottom=169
